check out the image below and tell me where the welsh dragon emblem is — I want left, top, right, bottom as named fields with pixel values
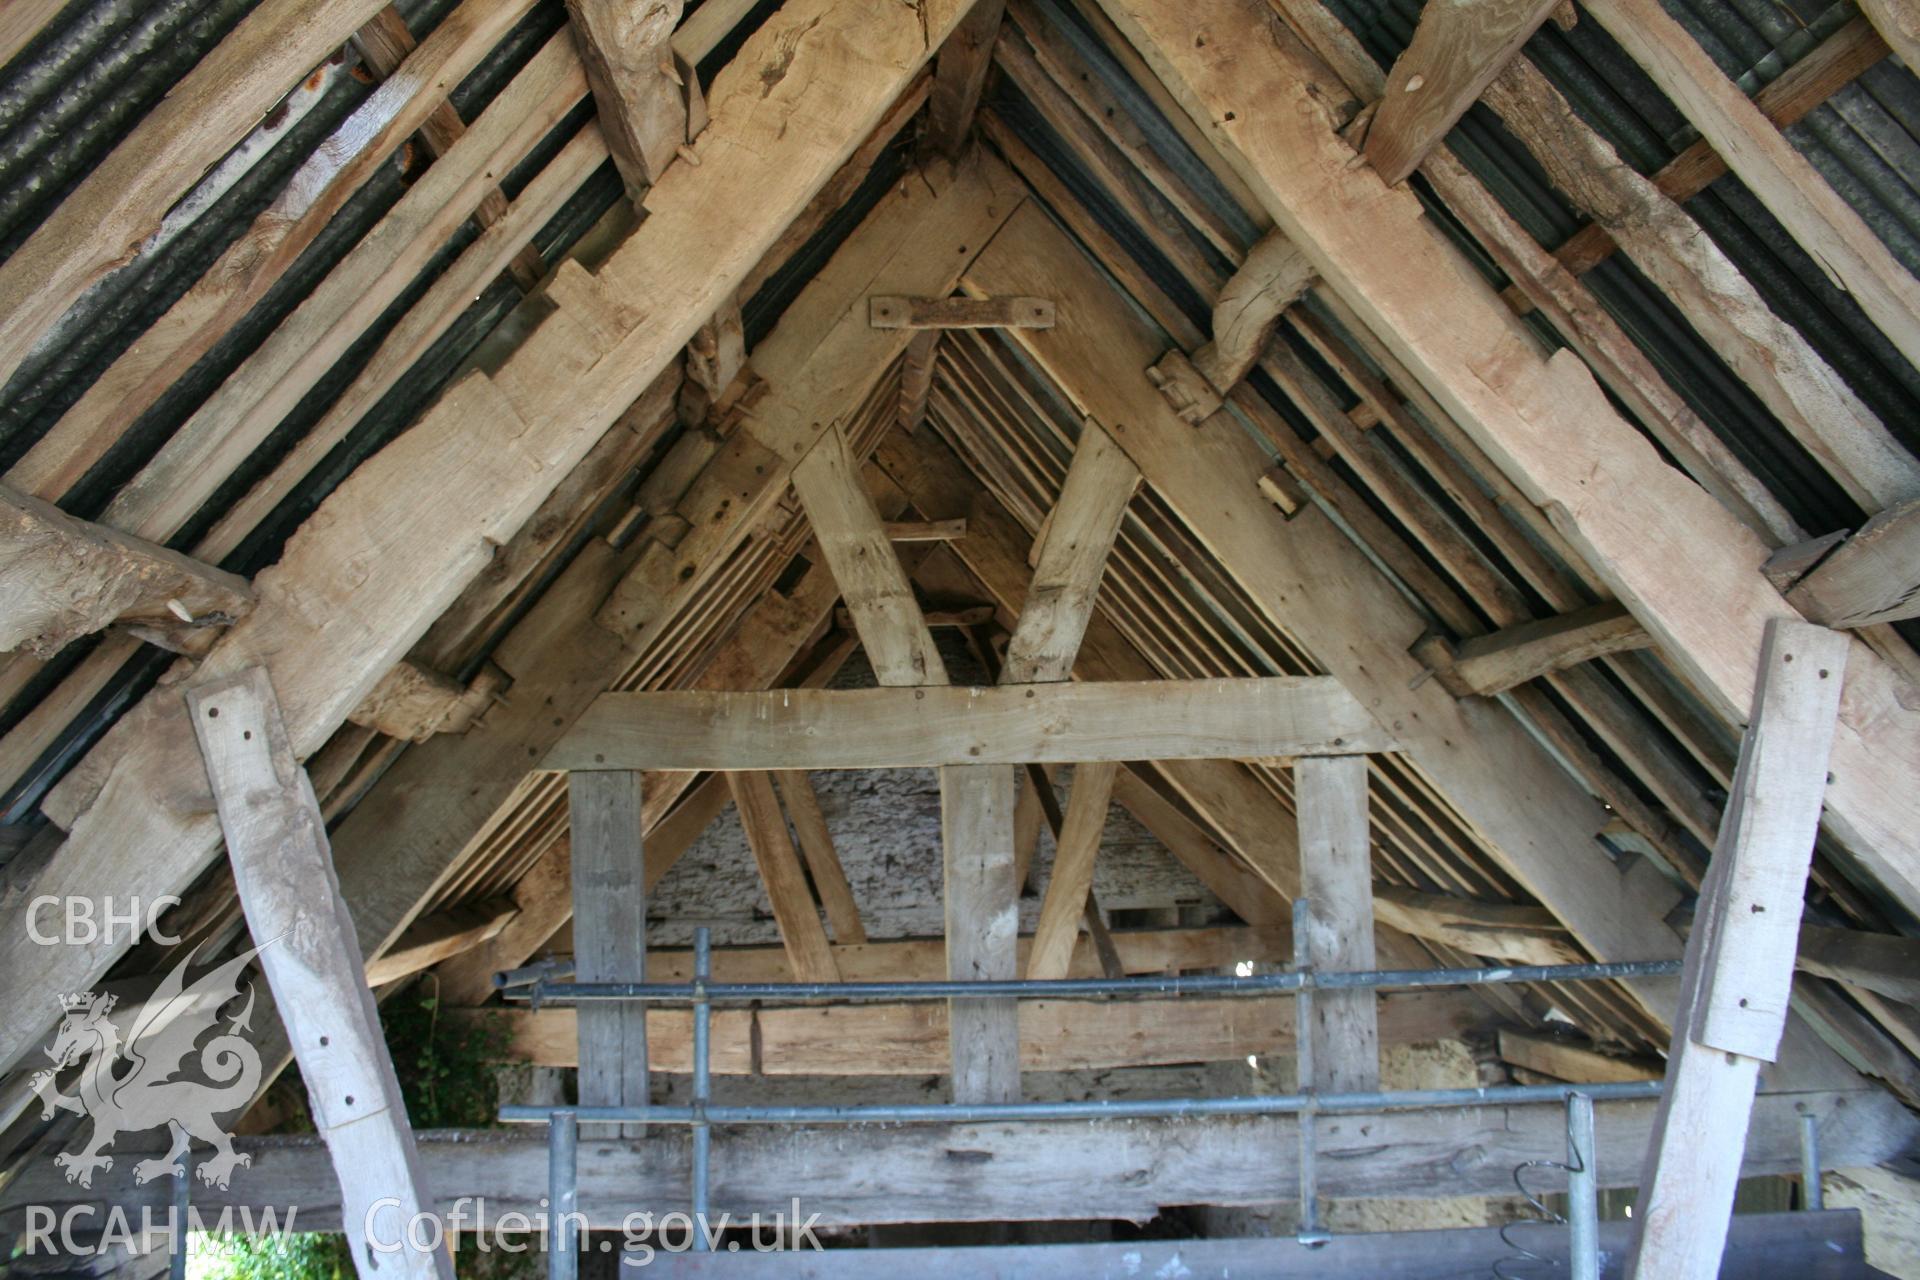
left=30, top=941, right=273, bottom=1190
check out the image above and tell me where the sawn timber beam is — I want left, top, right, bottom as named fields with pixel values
left=546, top=677, right=1396, bottom=771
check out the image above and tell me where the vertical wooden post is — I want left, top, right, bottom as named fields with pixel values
left=190, top=668, right=452, bottom=1280
left=1296, top=754, right=1378, bottom=1092
left=568, top=769, right=649, bottom=1138
left=790, top=421, right=1020, bottom=1101
left=941, top=763, right=1022, bottom=1103
left=1627, top=620, right=1849, bottom=1279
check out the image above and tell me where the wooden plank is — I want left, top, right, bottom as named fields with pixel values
left=569, top=770, right=651, bottom=1137
left=941, top=764, right=1021, bottom=1101
left=482, top=988, right=1485, bottom=1072
left=1095, top=0, right=1920, bottom=936
left=550, top=677, right=1397, bottom=770
left=96, top=34, right=588, bottom=547
left=1583, top=0, right=1920, bottom=375
left=564, top=0, right=686, bottom=199
left=1796, top=924, right=1920, bottom=1004
left=0, top=0, right=392, bottom=392
left=10, top=1097, right=1908, bottom=1229
left=772, top=770, right=867, bottom=944
left=6, top=0, right=542, bottom=504
left=1445, top=601, right=1651, bottom=697
left=1366, top=0, right=1561, bottom=184
left=1498, top=1029, right=1661, bottom=1084
left=632, top=923, right=1294, bottom=982
left=362, top=899, right=518, bottom=986
left=1297, top=754, right=1377, bottom=1091
left=351, top=4, right=546, bottom=290
left=728, top=772, right=840, bottom=982
left=1001, top=421, right=1140, bottom=684
left=1479, top=57, right=1920, bottom=515
left=1783, top=498, right=1920, bottom=628
left=0, top=0, right=989, bottom=1080
left=1026, top=761, right=1120, bottom=979
left=1627, top=621, right=1850, bottom=1280
left=0, top=485, right=252, bottom=657
left=791, top=423, right=947, bottom=686
left=1859, top=0, right=1920, bottom=72
left=1372, top=884, right=1582, bottom=966
left=884, top=518, right=969, bottom=542
left=188, top=668, right=451, bottom=1279
left=0, top=0, right=65, bottom=70
left=870, top=295, right=1058, bottom=329
left=475, top=1215, right=1893, bottom=1277
left=925, top=0, right=1007, bottom=158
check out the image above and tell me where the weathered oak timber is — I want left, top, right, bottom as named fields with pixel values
left=0, top=0, right=393, bottom=392
left=1297, top=754, right=1378, bottom=1091
left=870, top=295, right=1058, bottom=329
left=1781, top=499, right=1920, bottom=629
left=1094, top=0, right=1920, bottom=936
left=548, top=678, right=1396, bottom=770
left=1435, top=602, right=1652, bottom=698
left=1627, top=622, right=1850, bottom=1280
left=0, top=0, right=993, bottom=1079
left=190, top=668, right=451, bottom=1279
left=569, top=770, right=651, bottom=1137
left=564, top=0, right=686, bottom=199
left=9, top=1091, right=1908, bottom=1229
left=0, top=487, right=252, bottom=657
left=925, top=0, right=1007, bottom=158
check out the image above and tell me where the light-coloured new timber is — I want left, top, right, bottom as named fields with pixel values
left=549, top=677, right=1395, bottom=770
left=189, top=668, right=451, bottom=1280
left=791, top=422, right=947, bottom=686
left=1627, top=621, right=1850, bottom=1280
left=0, top=486, right=252, bottom=658
left=361, top=899, right=518, bottom=987
left=480, top=988, right=1485, bottom=1073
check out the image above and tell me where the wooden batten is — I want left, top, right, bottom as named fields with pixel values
left=870, top=295, right=1058, bottom=329
left=1365, top=0, right=1561, bottom=185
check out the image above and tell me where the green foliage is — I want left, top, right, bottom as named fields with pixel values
left=382, top=977, right=509, bottom=1130
left=190, top=1231, right=352, bottom=1280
